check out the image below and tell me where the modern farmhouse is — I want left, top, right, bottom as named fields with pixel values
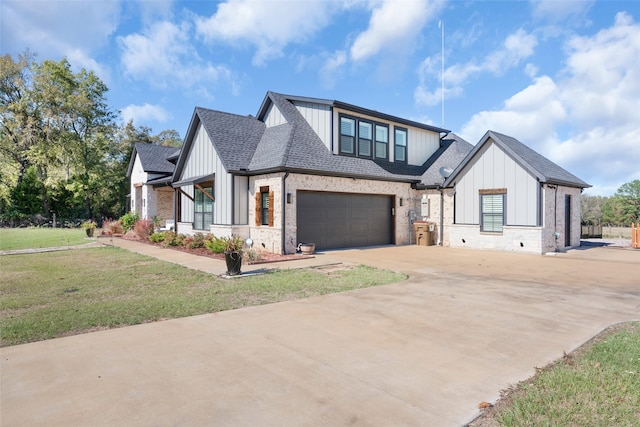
left=128, top=91, right=589, bottom=254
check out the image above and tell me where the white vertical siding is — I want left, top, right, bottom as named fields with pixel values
left=181, top=185, right=194, bottom=222
left=454, top=140, right=539, bottom=226
left=293, top=101, right=332, bottom=150
left=178, top=122, right=246, bottom=225
left=234, top=176, right=249, bottom=224
left=264, top=104, right=287, bottom=127
left=407, top=128, right=440, bottom=166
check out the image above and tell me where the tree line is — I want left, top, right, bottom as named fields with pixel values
left=581, top=180, right=640, bottom=226
left=0, top=51, right=181, bottom=226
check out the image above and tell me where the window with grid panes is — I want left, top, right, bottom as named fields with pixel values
left=394, top=127, right=407, bottom=162
left=481, top=193, right=505, bottom=233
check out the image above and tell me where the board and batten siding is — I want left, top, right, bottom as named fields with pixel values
left=233, top=175, right=249, bottom=225
left=330, top=107, right=440, bottom=165
left=179, top=122, right=240, bottom=226
left=407, top=128, right=440, bottom=166
left=293, top=101, right=332, bottom=150
left=264, top=103, right=287, bottom=128
left=454, top=140, right=539, bottom=226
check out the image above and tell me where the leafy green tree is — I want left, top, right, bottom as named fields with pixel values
left=33, top=58, right=117, bottom=218
left=10, top=166, right=43, bottom=215
left=613, top=179, right=640, bottom=225
left=153, top=129, right=182, bottom=147
left=580, top=194, right=607, bottom=225
left=0, top=51, right=41, bottom=204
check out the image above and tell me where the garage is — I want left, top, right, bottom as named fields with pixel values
left=296, top=191, right=394, bottom=250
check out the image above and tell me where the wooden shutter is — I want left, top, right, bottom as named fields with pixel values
left=255, top=192, right=261, bottom=226
left=268, top=191, right=274, bottom=227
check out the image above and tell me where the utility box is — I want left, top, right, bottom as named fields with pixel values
left=414, top=223, right=433, bottom=246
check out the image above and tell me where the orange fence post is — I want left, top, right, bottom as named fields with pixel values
left=632, top=223, right=640, bottom=249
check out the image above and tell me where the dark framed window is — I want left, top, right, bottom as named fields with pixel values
left=260, top=191, right=270, bottom=225
left=255, top=187, right=274, bottom=227
left=194, top=182, right=213, bottom=230
left=339, top=117, right=355, bottom=155
left=394, top=127, right=407, bottom=162
left=375, top=124, right=388, bottom=159
left=480, top=192, right=505, bottom=233
left=358, top=121, right=373, bottom=158
left=340, top=114, right=392, bottom=161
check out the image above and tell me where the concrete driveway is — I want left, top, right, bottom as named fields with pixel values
left=1, top=244, right=639, bottom=426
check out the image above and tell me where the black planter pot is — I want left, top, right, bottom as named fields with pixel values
left=85, top=228, right=95, bottom=237
left=224, top=251, right=242, bottom=276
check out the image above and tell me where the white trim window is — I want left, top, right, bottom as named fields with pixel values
left=480, top=192, right=505, bottom=233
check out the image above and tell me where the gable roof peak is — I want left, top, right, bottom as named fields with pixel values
left=444, top=130, right=590, bottom=188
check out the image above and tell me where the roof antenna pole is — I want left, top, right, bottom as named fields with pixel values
left=439, top=19, right=445, bottom=128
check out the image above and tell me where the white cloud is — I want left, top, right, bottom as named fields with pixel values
left=118, top=21, right=233, bottom=93
left=459, top=75, right=566, bottom=144
left=1, top=0, right=120, bottom=78
left=120, top=103, right=172, bottom=124
left=1, top=0, right=121, bottom=55
left=415, top=28, right=538, bottom=106
left=458, top=13, right=640, bottom=195
left=320, top=50, right=348, bottom=89
left=66, top=49, right=111, bottom=84
left=195, top=0, right=337, bottom=66
left=530, top=0, right=594, bottom=22
left=350, top=0, right=442, bottom=61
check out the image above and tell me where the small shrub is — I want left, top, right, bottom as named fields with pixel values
left=205, top=236, right=225, bottom=254
left=120, top=212, right=139, bottom=233
left=133, top=219, right=154, bottom=240
left=102, top=219, right=124, bottom=235
left=149, top=232, right=165, bottom=243
left=184, top=232, right=208, bottom=249
left=162, top=231, right=186, bottom=247
left=243, top=249, right=262, bottom=263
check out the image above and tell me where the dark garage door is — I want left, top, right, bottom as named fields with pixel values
left=297, top=191, right=393, bottom=250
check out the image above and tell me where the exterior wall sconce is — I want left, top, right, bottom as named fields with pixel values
left=286, top=193, right=292, bottom=204
left=399, top=197, right=403, bottom=206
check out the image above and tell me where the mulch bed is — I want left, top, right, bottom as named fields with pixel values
left=117, top=234, right=314, bottom=265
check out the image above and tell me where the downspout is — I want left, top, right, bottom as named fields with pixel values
left=439, top=186, right=444, bottom=246
left=173, top=187, right=178, bottom=234
left=281, top=171, right=290, bottom=255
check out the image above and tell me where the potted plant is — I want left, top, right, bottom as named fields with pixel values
left=81, top=220, right=96, bottom=237
left=222, top=235, right=245, bottom=276
left=297, top=242, right=315, bottom=255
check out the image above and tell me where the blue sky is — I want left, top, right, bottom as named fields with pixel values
left=2, top=0, right=639, bottom=196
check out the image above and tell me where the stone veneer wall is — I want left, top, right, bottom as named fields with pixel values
left=449, top=224, right=543, bottom=253
left=541, top=185, right=582, bottom=253
left=154, top=187, right=174, bottom=224
left=416, top=189, right=454, bottom=246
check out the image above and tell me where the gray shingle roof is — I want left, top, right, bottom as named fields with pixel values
left=250, top=91, right=430, bottom=181
left=445, top=130, right=590, bottom=188
left=420, top=133, right=474, bottom=187
left=195, top=107, right=265, bottom=172
left=183, top=93, right=585, bottom=190
left=127, top=143, right=179, bottom=177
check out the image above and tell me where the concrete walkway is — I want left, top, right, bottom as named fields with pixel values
left=1, top=242, right=639, bottom=426
left=97, top=236, right=334, bottom=276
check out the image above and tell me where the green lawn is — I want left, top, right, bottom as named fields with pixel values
left=0, top=227, right=90, bottom=251
left=476, top=322, right=640, bottom=426
left=0, top=246, right=406, bottom=346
